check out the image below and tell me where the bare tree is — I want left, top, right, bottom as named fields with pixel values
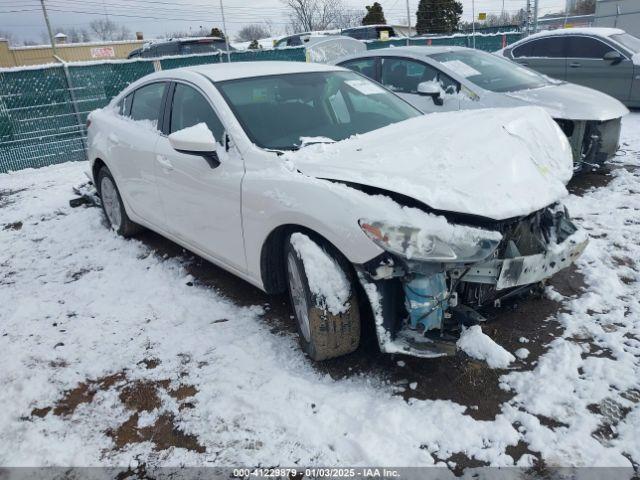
left=235, top=24, right=271, bottom=42
left=282, top=0, right=349, bottom=32
left=89, top=19, right=132, bottom=41
left=335, top=8, right=363, bottom=28
left=54, top=26, right=92, bottom=43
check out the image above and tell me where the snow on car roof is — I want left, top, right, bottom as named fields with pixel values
left=371, top=45, right=467, bottom=56
left=190, top=61, right=343, bottom=82
left=517, top=27, right=626, bottom=42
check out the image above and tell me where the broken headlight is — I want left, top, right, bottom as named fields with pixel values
left=359, top=220, right=501, bottom=264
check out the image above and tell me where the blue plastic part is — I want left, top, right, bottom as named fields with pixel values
left=403, top=273, right=448, bottom=332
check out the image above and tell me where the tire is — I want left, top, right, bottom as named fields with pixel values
left=285, top=234, right=360, bottom=361
left=96, top=166, right=143, bottom=237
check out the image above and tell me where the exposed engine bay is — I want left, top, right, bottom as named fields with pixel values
left=356, top=204, right=588, bottom=358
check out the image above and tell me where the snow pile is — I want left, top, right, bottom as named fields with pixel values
left=290, top=232, right=350, bottom=315
left=457, top=326, right=515, bottom=369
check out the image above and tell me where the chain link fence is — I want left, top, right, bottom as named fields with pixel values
left=0, top=47, right=306, bottom=173
left=0, top=32, right=521, bottom=174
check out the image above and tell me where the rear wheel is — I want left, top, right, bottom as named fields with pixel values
left=97, top=166, right=142, bottom=237
left=285, top=234, right=360, bottom=361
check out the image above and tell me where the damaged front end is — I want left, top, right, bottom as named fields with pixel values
left=356, top=205, right=588, bottom=358
left=555, top=117, right=622, bottom=171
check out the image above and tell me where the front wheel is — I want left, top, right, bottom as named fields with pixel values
left=97, top=166, right=142, bottom=237
left=285, top=233, right=360, bottom=361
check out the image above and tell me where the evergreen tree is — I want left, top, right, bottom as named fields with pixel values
left=415, top=0, right=463, bottom=35
left=210, top=27, right=225, bottom=39
left=362, top=2, right=386, bottom=25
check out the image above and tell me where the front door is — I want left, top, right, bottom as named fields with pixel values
left=565, top=35, right=633, bottom=103
left=154, top=82, right=246, bottom=272
left=379, top=57, right=460, bottom=113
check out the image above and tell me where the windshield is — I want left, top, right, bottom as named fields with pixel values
left=216, top=71, right=420, bottom=150
left=611, top=33, right=640, bottom=53
left=430, top=50, right=551, bottom=92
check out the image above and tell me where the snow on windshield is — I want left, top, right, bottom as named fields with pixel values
left=432, top=50, right=550, bottom=93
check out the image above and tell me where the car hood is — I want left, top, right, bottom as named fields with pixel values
left=500, top=83, right=629, bottom=121
left=287, top=106, right=573, bottom=221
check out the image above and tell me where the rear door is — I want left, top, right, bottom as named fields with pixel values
left=379, top=56, right=460, bottom=113
left=108, top=81, right=168, bottom=229
left=512, top=36, right=568, bottom=81
left=565, top=35, right=633, bottom=103
left=153, top=81, right=246, bottom=272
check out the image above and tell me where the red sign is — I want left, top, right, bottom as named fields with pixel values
left=90, top=47, right=116, bottom=59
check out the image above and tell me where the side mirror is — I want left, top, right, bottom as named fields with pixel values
left=603, top=50, right=623, bottom=65
left=417, top=81, right=444, bottom=106
left=168, top=123, right=220, bottom=169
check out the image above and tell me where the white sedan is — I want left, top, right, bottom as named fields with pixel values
left=87, top=61, right=587, bottom=361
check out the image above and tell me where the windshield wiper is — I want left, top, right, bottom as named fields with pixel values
left=293, top=138, right=337, bottom=150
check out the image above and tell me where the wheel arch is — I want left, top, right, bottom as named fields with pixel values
left=259, top=223, right=354, bottom=295
left=92, top=158, right=107, bottom=191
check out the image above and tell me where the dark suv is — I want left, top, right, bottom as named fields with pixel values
left=341, top=25, right=397, bottom=40
left=127, top=37, right=234, bottom=59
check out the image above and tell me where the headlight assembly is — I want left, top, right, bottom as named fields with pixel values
left=359, top=219, right=501, bottom=264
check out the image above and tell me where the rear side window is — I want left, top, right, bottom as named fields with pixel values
left=339, top=58, right=377, bottom=80
left=513, top=37, right=566, bottom=58
left=566, top=36, right=616, bottom=58
left=129, top=82, right=166, bottom=127
left=170, top=83, right=224, bottom=144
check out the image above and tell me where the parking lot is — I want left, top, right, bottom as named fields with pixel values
left=0, top=108, right=638, bottom=470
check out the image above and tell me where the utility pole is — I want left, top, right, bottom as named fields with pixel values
left=219, top=0, right=231, bottom=63
left=40, top=0, right=57, bottom=56
left=405, top=0, right=411, bottom=46
left=533, top=0, right=539, bottom=33
left=524, top=0, right=532, bottom=36
left=472, top=0, right=476, bottom=49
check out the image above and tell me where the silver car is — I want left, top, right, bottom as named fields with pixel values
left=497, top=28, right=640, bottom=108
left=336, top=46, right=628, bottom=171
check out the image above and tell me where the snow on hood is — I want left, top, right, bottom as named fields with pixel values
left=287, top=106, right=573, bottom=221
left=503, top=83, right=629, bottom=121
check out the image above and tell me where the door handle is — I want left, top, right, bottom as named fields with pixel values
left=107, top=133, right=120, bottom=144
left=569, top=62, right=581, bottom=68
left=156, top=154, right=173, bottom=171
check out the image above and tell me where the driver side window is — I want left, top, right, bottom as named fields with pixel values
left=381, top=58, right=439, bottom=94
left=170, top=83, right=225, bottom=145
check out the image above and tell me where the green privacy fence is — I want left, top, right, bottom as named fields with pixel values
left=0, top=46, right=306, bottom=173
left=366, top=31, right=524, bottom=52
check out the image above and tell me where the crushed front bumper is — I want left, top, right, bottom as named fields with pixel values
left=556, top=117, right=622, bottom=170
left=461, top=228, right=589, bottom=290
left=357, top=205, right=589, bottom=358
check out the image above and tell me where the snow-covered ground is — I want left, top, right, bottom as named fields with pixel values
left=1, top=114, right=639, bottom=469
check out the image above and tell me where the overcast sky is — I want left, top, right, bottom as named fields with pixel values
left=0, top=0, right=567, bottom=44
